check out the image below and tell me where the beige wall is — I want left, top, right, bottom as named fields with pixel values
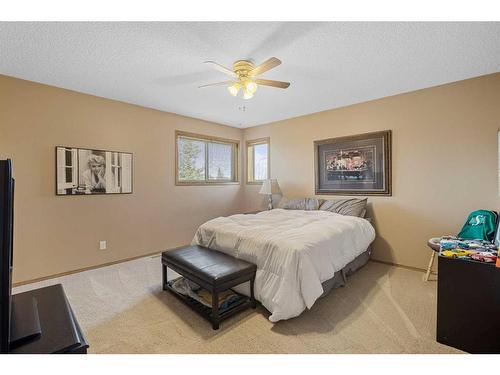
left=2, top=73, right=500, bottom=283
left=243, top=73, right=500, bottom=270
left=0, top=75, right=244, bottom=283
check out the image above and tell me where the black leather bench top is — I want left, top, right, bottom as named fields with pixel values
left=162, top=245, right=256, bottom=285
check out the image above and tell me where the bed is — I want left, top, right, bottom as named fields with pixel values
left=191, top=208, right=375, bottom=322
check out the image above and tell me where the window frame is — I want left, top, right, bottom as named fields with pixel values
left=175, top=130, right=240, bottom=186
left=246, top=137, right=270, bottom=185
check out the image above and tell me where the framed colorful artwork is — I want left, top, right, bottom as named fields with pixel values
left=314, top=130, right=392, bottom=196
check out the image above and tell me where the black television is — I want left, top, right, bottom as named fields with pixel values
left=0, top=160, right=42, bottom=353
left=0, top=159, right=14, bottom=353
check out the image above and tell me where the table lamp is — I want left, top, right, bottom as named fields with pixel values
left=259, top=179, right=282, bottom=210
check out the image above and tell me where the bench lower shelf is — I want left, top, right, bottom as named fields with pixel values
left=164, top=282, right=256, bottom=329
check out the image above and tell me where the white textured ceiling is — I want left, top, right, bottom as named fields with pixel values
left=1, top=22, right=500, bottom=128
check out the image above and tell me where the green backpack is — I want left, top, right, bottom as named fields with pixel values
left=457, top=210, right=498, bottom=242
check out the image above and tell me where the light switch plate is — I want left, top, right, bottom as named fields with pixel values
left=99, top=240, right=107, bottom=250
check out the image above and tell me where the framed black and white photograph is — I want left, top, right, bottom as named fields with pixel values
left=56, top=146, right=133, bottom=195
left=314, top=130, right=392, bottom=196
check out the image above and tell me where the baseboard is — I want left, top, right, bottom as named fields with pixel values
left=13, top=250, right=162, bottom=287
left=370, top=258, right=433, bottom=273
left=14, top=252, right=433, bottom=288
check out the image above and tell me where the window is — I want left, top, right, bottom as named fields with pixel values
left=246, top=137, right=270, bottom=184
left=176, top=131, right=239, bottom=185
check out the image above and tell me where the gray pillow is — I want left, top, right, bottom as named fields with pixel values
left=319, top=198, right=367, bottom=217
left=280, top=197, right=323, bottom=210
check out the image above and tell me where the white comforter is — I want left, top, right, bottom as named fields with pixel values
left=191, top=209, right=375, bottom=322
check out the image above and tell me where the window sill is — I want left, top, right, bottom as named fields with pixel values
left=246, top=181, right=264, bottom=185
left=175, top=181, right=240, bottom=186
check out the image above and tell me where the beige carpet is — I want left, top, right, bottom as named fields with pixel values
left=14, top=256, right=462, bottom=354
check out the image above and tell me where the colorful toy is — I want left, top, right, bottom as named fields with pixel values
left=457, top=242, right=471, bottom=250
left=440, top=240, right=459, bottom=250
left=440, top=249, right=476, bottom=258
left=470, top=251, right=497, bottom=263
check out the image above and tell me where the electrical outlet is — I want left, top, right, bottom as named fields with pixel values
left=99, top=240, right=107, bottom=250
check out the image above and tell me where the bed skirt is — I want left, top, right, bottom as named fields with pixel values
left=232, top=245, right=372, bottom=301
left=320, top=245, right=372, bottom=297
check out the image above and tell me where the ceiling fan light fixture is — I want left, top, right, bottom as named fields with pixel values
left=201, top=57, right=289, bottom=99
left=245, top=80, right=258, bottom=95
left=227, top=83, right=241, bottom=97
left=243, top=88, right=254, bottom=100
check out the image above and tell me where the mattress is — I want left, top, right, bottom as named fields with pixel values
left=192, top=209, right=375, bottom=322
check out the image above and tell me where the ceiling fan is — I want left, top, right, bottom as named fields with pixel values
left=199, top=57, right=290, bottom=99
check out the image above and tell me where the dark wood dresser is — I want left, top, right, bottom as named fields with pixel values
left=9, top=284, right=88, bottom=354
left=437, top=256, right=500, bottom=353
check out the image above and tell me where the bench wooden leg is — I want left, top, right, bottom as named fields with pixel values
left=162, top=264, right=168, bottom=290
left=250, top=277, right=256, bottom=309
left=212, top=289, right=220, bottom=330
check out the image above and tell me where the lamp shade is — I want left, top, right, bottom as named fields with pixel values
left=259, top=179, right=282, bottom=195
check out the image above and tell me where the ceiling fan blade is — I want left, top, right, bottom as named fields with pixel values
left=198, top=81, right=233, bottom=89
left=250, top=57, right=282, bottom=76
left=203, top=61, right=237, bottom=77
left=255, top=79, right=290, bottom=89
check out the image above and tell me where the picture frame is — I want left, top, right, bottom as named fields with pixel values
left=55, top=146, right=133, bottom=196
left=314, top=130, right=392, bottom=196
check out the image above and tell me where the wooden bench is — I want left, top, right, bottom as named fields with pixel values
left=162, top=245, right=257, bottom=330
